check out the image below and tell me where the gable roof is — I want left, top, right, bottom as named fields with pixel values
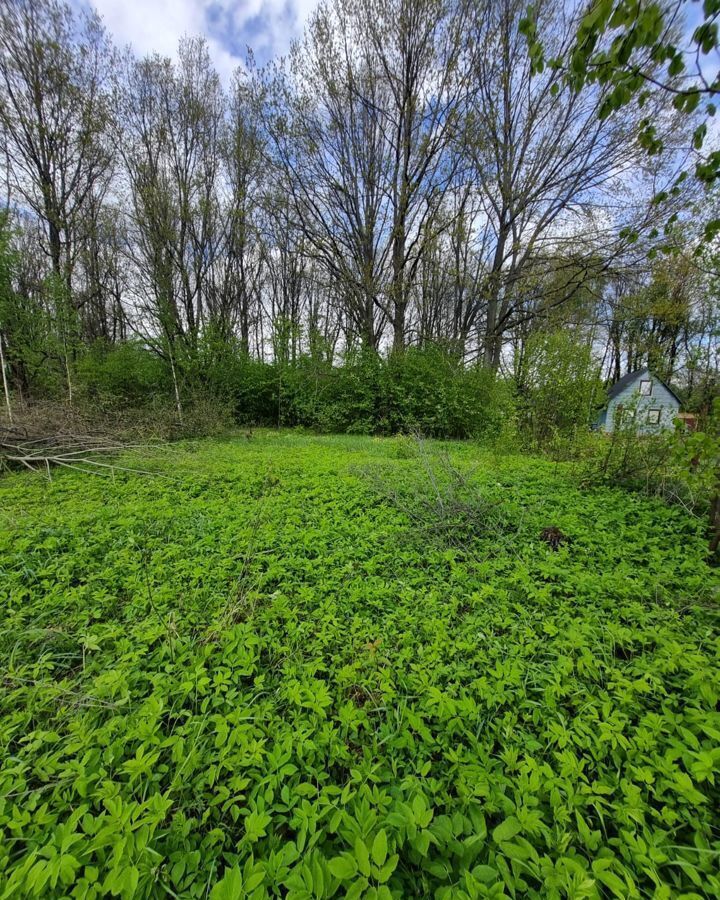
left=607, top=369, right=647, bottom=401
left=606, top=368, right=682, bottom=405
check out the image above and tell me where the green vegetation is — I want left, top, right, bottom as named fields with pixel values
left=69, top=343, right=516, bottom=441
left=1, top=433, right=718, bottom=898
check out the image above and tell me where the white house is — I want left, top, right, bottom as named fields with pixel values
left=596, top=368, right=681, bottom=434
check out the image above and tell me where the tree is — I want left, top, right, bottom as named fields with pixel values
left=466, top=0, right=680, bottom=369
left=0, top=211, right=16, bottom=420
left=515, top=328, right=603, bottom=444
left=215, top=73, right=265, bottom=350
left=262, top=0, right=474, bottom=352
left=120, top=38, right=224, bottom=414
left=260, top=4, right=392, bottom=350
left=0, top=0, right=115, bottom=299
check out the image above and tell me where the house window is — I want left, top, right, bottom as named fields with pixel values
left=647, top=409, right=661, bottom=425
left=639, top=379, right=652, bottom=396
left=616, top=405, right=635, bottom=424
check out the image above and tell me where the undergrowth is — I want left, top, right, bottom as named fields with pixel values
left=0, top=433, right=718, bottom=898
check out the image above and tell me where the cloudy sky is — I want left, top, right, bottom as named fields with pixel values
left=75, top=0, right=319, bottom=81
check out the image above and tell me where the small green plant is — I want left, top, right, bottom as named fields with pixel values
left=582, top=399, right=720, bottom=563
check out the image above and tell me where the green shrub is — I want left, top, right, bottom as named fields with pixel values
left=516, top=330, right=603, bottom=449
left=64, top=341, right=518, bottom=440
left=75, top=342, right=168, bottom=406
left=282, top=350, right=383, bottom=434
left=579, top=399, right=720, bottom=562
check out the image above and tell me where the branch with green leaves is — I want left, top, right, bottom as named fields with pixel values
left=520, top=0, right=720, bottom=240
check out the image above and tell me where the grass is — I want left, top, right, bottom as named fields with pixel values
left=0, top=431, right=718, bottom=899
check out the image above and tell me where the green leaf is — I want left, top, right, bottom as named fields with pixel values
left=328, top=854, right=357, bottom=881
left=371, top=829, right=388, bottom=867
left=346, top=877, right=369, bottom=900
left=354, top=838, right=371, bottom=877
left=473, top=864, right=499, bottom=884
left=492, top=816, right=522, bottom=844
left=210, top=866, right=244, bottom=900
left=377, top=854, right=398, bottom=883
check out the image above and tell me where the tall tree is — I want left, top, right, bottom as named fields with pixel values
left=0, top=0, right=115, bottom=298
left=121, top=38, right=224, bottom=361
left=262, top=0, right=473, bottom=351
left=467, top=0, right=680, bottom=369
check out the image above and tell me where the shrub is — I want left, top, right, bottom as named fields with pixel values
left=379, top=347, right=510, bottom=438
left=578, top=399, right=720, bottom=562
left=282, top=350, right=383, bottom=434
left=516, top=330, right=603, bottom=449
left=49, top=340, right=519, bottom=441
left=75, top=342, right=168, bottom=407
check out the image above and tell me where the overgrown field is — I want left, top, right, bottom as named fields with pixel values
left=1, top=433, right=718, bottom=899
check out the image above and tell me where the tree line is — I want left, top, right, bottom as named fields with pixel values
left=0, top=0, right=717, bottom=433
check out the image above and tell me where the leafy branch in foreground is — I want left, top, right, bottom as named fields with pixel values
left=520, top=0, right=720, bottom=240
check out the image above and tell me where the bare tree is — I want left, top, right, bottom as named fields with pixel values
left=120, top=39, right=224, bottom=362
left=0, top=0, right=115, bottom=297
left=212, top=73, right=265, bottom=349
left=359, top=0, right=475, bottom=351
left=466, top=0, right=681, bottom=369
left=261, top=0, right=474, bottom=352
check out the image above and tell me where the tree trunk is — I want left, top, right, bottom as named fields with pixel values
left=392, top=300, right=406, bottom=353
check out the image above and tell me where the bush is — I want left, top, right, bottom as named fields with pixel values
left=364, top=435, right=519, bottom=552
left=379, top=347, right=512, bottom=438
left=279, top=346, right=515, bottom=439
left=75, top=342, right=169, bottom=407
left=576, top=400, right=720, bottom=563
left=516, top=330, right=603, bottom=450
left=49, top=340, right=519, bottom=441
left=282, top=350, right=383, bottom=434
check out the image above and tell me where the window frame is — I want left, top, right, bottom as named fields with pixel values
left=647, top=408, right=661, bottom=425
left=639, top=379, right=652, bottom=396
left=616, top=404, right=635, bottom=424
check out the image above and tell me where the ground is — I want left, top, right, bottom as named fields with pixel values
left=0, top=432, right=718, bottom=899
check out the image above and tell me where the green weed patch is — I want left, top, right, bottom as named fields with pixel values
left=0, top=433, right=718, bottom=898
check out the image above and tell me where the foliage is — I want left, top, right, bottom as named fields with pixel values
left=0, top=214, right=59, bottom=399
left=579, top=399, right=720, bottom=561
left=278, top=348, right=514, bottom=439
left=521, top=0, right=720, bottom=240
left=0, top=433, right=719, bottom=897
left=74, top=343, right=170, bottom=407
left=515, top=330, right=603, bottom=450
left=364, top=437, right=519, bottom=553
left=80, top=341, right=515, bottom=440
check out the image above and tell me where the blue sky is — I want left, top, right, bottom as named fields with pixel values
left=78, top=0, right=319, bottom=80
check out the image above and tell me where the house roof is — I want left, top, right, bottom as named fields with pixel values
left=606, top=368, right=682, bottom=405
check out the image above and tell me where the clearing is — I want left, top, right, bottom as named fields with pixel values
left=0, top=433, right=718, bottom=898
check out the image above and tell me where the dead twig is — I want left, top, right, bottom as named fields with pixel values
left=0, top=424, right=168, bottom=479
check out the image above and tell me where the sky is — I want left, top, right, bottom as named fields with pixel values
left=75, top=0, right=320, bottom=82
left=75, top=0, right=719, bottom=89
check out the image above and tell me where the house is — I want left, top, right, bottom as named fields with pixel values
left=596, top=368, right=681, bottom=434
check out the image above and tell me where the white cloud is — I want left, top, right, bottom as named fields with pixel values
left=78, top=0, right=319, bottom=83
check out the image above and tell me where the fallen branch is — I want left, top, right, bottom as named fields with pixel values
left=0, top=425, right=165, bottom=479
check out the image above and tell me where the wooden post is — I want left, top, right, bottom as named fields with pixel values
left=0, top=330, right=13, bottom=424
